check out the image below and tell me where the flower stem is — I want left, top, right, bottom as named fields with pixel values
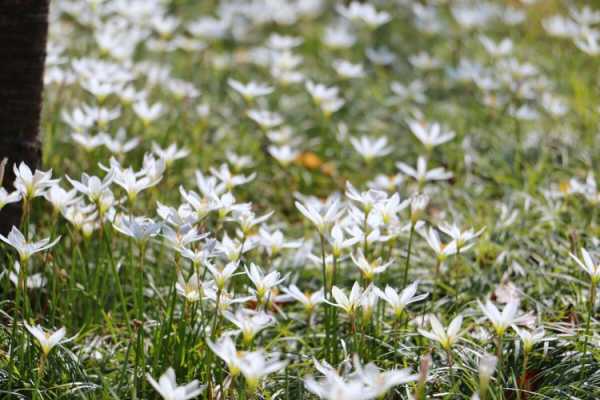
left=579, top=282, right=596, bottom=382
left=211, top=288, right=222, bottom=340
left=33, top=353, right=46, bottom=400
left=520, top=350, right=529, bottom=396
left=319, top=234, right=331, bottom=362
left=402, top=223, right=416, bottom=288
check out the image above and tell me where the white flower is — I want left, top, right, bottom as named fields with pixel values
left=62, top=107, right=95, bottom=132
left=407, top=119, right=455, bottom=149
left=0, top=226, right=61, bottom=263
left=541, top=93, right=569, bottom=117
left=245, top=263, right=286, bottom=302
left=569, top=248, right=600, bottom=283
left=478, top=300, right=525, bottom=336
left=542, top=15, right=579, bottom=38
left=375, top=281, right=428, bottom=318
left=83, top=104, right=121, bottom=128
left=570, top=5, right=600, bottom=25
left=205, top=261, right=239, bottom=290
left=368, top=174, right=404, bottom=192
left=151, top=14, right=180, bottom=37
left=337, top=2, right=391, bottom=28
left=0, top=187, right=22, bottom=210
left=247, top=109, right=283, bottom=129
left=101, top=129, right=140, bottom=155
left=195, top=170, right=225, bottom=197
left=179, top=187, right=217, bottom=219
left=438, top=223, right=485, bottom=252
left=360, top=286, right=379, bottom=320
left=146, top=368, right=205, bottom=400
left=152, top=142, right=189, bottom=166
left=225, top=151, right=254, bottom=171
left=67, top=171, right=113, bottom=203
left=258, top=228, right=302, bottom=256
left=451, top=3, right=494, bottom=29
left=269, top=144, right=300, bottom=166
left=113, top=215, right=161, bottom=243
left=176, top=272, right=202, bottom=302
left=133, top=99, right=164, bottom=125
left=162, top=224, right=207, bottom=250
left=306, top=81, right=340, bottom=104
left=350, top=136, right=392, bottom=161
left=234, top=210, right=273, bottom=235
left=333, top=59, right=364, bottom=79
left=479, top=36, right=513, bottom=57
left=279, top=285, right=324, bottom=313
left=419, top=227, right=457, bottom=262
left=396, top=156, right=453, bottom=185
left=409, top=51, right=441, bottom=70
left=13, top=162, right=58, bottom=200
left=374, top=193, right=410, bottom=225
left=157, top=202, right=197, bottom=228
left=267, top=33, right=303, bottom=50
left=187, top=16, right=229, bottom=39
left=351, top=250, right=392, bottom=281
left=238, top=350, right=287, bottom=390
left=210, top=164, right=255, bottom=190
left=305, top=81, right=345, bottom=116
left=8, top=261, right=47, bottom=289
left=418, top=315, right=463, bottom=351
left=345, top=181, right=387, bottom=213
left=514, top=326, right=545, bottom=353
left=353, top=356, right=418, bottom=398
left=329, top=281, right=365, bottom=316
left=216, top=232, right=254, bottom=261
left=178, top=244, right=214, bottom=266
left=228, top=79, right=274, bottom=100
left=225, top=309, right=275, bottom=344
left=324, top=24, right=356, bottom=49
left=305, top=374, right=372, bottom=400
left=24, top=322, right=68, bottom=356
left=390, top=80, right=427, bottom=103
left=295, top=198, right=343, bottom=234
left=409, top=194, right=429, bottom=223
left=44, top=185, right=79, bottom=212
left=343, top=219, right=388, bottom=247
left=61, top=201, right=98, bottom=233
left=207, top=335, right=242, bottom=376
left=328, top=224, right=360, bottom=257
left=575, top=32, right=600, bottom=56
left=113, top=167, right=158, bottom=203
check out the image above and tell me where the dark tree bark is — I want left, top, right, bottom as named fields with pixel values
left=0, top=0, right=50, bottom=234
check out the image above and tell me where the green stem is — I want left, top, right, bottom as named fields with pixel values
left=579, top=282, right=596, bottom=381
left=447, top=349, right=454, bottom=391
left=135, top=243, right=147, bottom=394
left=402, top=223, right=416, bottom=288
left=210, top=288, right=222, bottom=340
left=319, top=234, right=331, bottom=362
left=520, top=350, right=528, bottom=396
left=103, top=229, right=132, bottom=335
left=332, top=254, right=339, bottom=364
left=496, top=332, right=504, bottom=383
left=33, top=353, right=46, bottom=400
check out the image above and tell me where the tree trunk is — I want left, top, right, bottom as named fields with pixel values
left=0, top=0, right=50, bottom=234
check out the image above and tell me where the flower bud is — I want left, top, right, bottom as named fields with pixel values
left=478, top=353, right=498, bottom=400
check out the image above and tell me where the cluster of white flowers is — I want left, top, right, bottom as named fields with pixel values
left=3, top=0, right=600, bottom=399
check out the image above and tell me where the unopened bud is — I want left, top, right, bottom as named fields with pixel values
left=410, top=194, right=429, bottom=224
left=478, top=353, right=498, bottom=400
left=415, top=353, right=431, bottom=400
